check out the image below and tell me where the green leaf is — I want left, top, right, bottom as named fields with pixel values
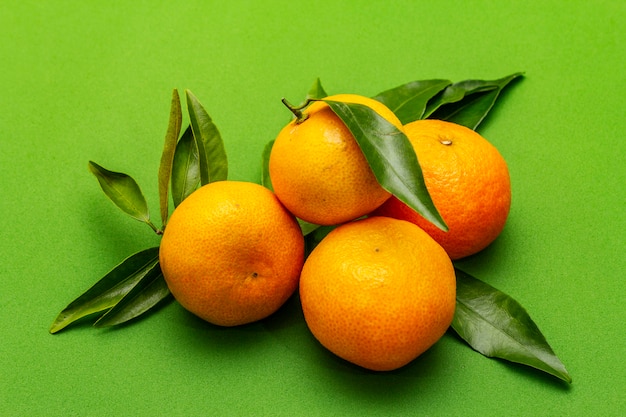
left=88, top=161, right=158, bottom=233
left=373, top=79, right=451, bottom=124
left=430, top=72, right=524, bottom=130
left=297, top=218, right=321, bottom=236
left=171, top=125, right=200, bottom=207
left=186, top=90, right=228, bottom=185
left=304, top=225, right=335, bottom=256
left=158, top=89, right=182, bottom=228
left=306, top=78, right=328, bottom=100
left=424, top=80, right=495, bottom=117
left=451, top=268, right=572, bottom=383
left=49, top=248, right=160, bottom=333
left=261, top=139, right=274, bottom=191
left=94, top=263, right=171, bottom=328
left=323, top=100, right=447, bottom=232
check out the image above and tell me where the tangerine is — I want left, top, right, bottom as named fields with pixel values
left=269, top=94, right=402, bottom=226
left=374, top=119, right=511, bottom=259
left=299, top=216, right=456, bottom=371
left=159, top=180, right=305, bottom=326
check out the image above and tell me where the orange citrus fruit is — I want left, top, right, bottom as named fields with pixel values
left=269, top=94, right=402, bottom=226
left=374, top=119, right=511, bottom=260
left=299, top=216, right=456, bottom=371
left=159, top=180, right=305, bottom=326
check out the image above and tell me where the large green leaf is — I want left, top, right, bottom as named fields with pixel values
left=451, top=268, right=572, bottom=383
left=323, top=100, right=447, bottom=231
left=429, top=72, right=524, bottom=130
left=88, top=161, right=158, bottom=233
left=186, top=90, right=228, bottom=185
left=94, top=263, right=171, bottom=328
left=158, top=89, right=182, bottom=228
left=171, top=125, right=200, bottom=207
left=373, top=79, right=451, bottom=124
left=49, top=248, right=160, bottom=333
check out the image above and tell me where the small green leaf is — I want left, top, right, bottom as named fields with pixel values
left=323, top=100, right=447, bottom=232
left=158, top=89, right=182, bottom=228
left=451, top=268, right=572, bottom=383
left=49, top=248, right=160, bottom=333
left=94, top=263, right=171, bottom=328
left=88, top=161, right=158, bottom=233
left=297, top=218, right=321, bottom=236
left=171, top=126, right=200, bottom=207
left=373, top=79, right=451, bottom=124
left=430, top=72, right=524, bottom=130
left=306, top=78, right=328, bottom=100
left=261, top=139, right=274, bottom=191
left=186, top=90, right=228, bottom=185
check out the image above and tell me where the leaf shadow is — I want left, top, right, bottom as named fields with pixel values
left=79, top=195, right=160, bottom=261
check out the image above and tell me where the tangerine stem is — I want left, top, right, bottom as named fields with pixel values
left=281, top=97, right=313, bottom=124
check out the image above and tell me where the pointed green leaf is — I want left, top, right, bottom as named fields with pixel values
left=373, top=79, right=451, bottom=124
left=323, top=100, right=447, bottom=232
left=94, top=263, right=171, bottom=328
left=88, top=161, right=157, bottom=232
left=424, top=81, right=496, bottom=117
left=430, top=72, right=524, bottom=130
left=306, top=78, right=328, bottom=100
left=49, top=248, right=160, bottom=333
left=261, top=139, right=274, bottom=191
left=451, top=268, right=572, bottom=383
left=171, top=125, right=200, bottom=207
left=297, top=218, right=321, bottom=236
left=186, top=90, right=228, bottom=185
left=158, top=89, right=182, bottom=227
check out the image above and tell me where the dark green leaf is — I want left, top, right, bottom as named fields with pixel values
left=373, top=79, right=451, bottom=124
left=261, top=139, right=274, bottom=191
left=88, top=161, right=157, bottom=232
left=323, top=100, right=447, bottom=231
left=306, top=78, right=328, bottom=100
left=304, top=225, right=335, bottom=256
left=451, top=268, right=572, bottom=383
left=430, top=72, right=524, bottom=130
left=186, top=90, right=228, bottom=185
left=424, top=81, right=495, bottom=117
left=171, top=126, right=200, bottom=207
left=94, top=263, right=172, bottom=327
left=158, top=89, right=182, bottom=227
left=49, top=248, right=160, bottom=333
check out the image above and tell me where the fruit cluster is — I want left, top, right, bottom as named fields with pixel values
left=160, top=94, right=510, bottom=371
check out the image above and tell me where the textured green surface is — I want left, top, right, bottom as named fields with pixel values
left=1, top=1, right=624, bottom=415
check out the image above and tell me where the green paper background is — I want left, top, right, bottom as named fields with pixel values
left=1, top=1, right=624, bottom=415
